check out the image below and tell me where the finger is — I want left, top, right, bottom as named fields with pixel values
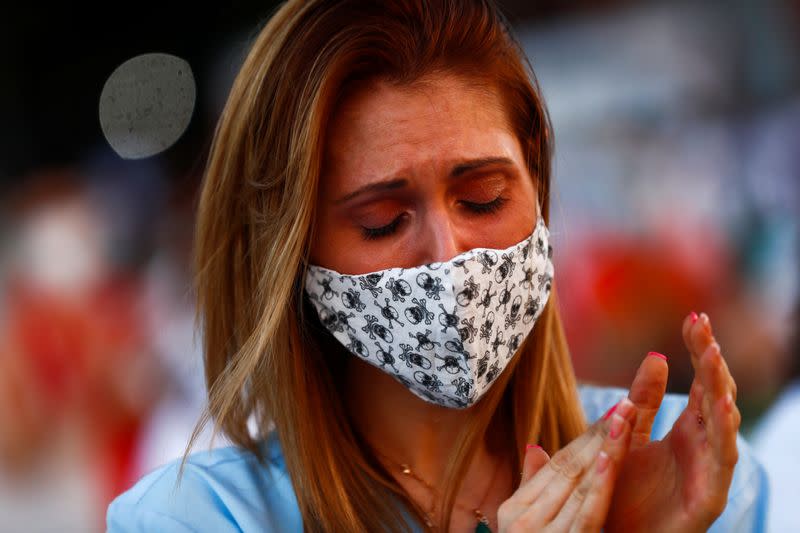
left=504, top=435, right=603, bottom=524
left=521, top=444, right=550, bottom=486
left=627, top=352, right=668, bottom=446
left=681, top=310, right=700, bottom=365
left=699, top=342, right=730, bottom=415
left=515, top=400, right=635, bottom=505
left=687, top=376, right=704, bottom=413
left=695, top=314, right=736, bottom=401
left=704, top=392, right=738, bottom=520
left=689, top=313, right=716, bottom=368
left=712, top=343, right=737, bottom=403
left=667, top=378, right=708, bottom=448
left=677, top=376, right=706, bottom=437
left=698, top=344, right=720, bottom=430
left=518, top=398, right=636, bottom=502
left=521, top=406, right=636, bottom=524
left=710, top=393, right=739, bottom=470
left=707, top=339, right=737, bottom=403
left=699, top=343, right=739, bottom=459
left=686, top=314, right=736, bottom=432
left=549, top=410, right=634, bottom=532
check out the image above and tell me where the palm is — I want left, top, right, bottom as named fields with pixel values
left=604, top=314, right=740, bottom=533
left=608, top=401, right=716, bottom=532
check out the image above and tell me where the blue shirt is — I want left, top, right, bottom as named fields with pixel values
left=751, top=381, right=800, bottom=533
left=107, top=385, right=768, bottom=532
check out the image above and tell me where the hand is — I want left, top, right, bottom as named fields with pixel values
left=606, top=312, right=740, bottom=533
left=498, top=398, right=637, bottom=532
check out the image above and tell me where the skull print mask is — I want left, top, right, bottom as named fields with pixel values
left=303, top=215, right=554, bottom=408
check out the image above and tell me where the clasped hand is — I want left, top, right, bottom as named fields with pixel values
left=498, top=312, right=740, bottom=533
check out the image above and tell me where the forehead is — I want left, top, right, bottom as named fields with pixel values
left=321, top=74, right=520, bottom=191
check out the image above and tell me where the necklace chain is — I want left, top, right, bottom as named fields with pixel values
left=376, top=451, right=498, bottom=530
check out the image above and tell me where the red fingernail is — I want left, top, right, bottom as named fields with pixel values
left=690, top=311, right=698, bottom=324
left=602, top=403, right=618, bottom=420
left=648, top=351, right=668, bottom=361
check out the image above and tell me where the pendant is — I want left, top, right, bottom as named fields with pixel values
left=473, top=510, right=491, bottom=533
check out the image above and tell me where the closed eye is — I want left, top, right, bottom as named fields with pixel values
left=361, top=213, right=406, bottom=240
left=460, top=195, right=508, bottom=214
left=359, top=196, right=509, bottom=240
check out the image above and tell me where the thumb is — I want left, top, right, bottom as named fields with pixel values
left=520, top=444, right=549, bottom=487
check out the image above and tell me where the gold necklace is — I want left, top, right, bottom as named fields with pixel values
left=377, top=451, right=500, bottom=532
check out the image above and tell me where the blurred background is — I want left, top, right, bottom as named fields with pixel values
left=0, top=0, right=797, bottom=531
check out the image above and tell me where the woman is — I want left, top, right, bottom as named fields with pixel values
left=107, top=1, right=767, bottom=531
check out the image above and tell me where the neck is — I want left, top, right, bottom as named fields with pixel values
left=343, top=355, right=504, bottom=497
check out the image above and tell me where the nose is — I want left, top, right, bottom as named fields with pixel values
left=419, top=206, right=462, bottom=264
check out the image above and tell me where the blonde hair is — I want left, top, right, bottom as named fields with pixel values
left=188, top=0, right=586, bottom=530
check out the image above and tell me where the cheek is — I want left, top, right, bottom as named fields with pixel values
left=511, top=194, right=539, bottom=231
left=308, top=209, right=403, bottom=273
left=308, top=225, right=342, bottom=268
left=512, top=180, right=540, bottom=234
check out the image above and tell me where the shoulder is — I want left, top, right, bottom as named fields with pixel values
left=578, top=384, right=769, bottom=533
left=750, top=382, right=800, bottom=532
left=106, top=432, right=302, bottom=532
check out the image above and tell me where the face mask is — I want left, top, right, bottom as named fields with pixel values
left=303, top=215, right=554, bottom=408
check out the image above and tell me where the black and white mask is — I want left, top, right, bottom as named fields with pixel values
left=303, top=215, right=554, bottom=409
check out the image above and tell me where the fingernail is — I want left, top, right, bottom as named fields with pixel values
left=596, top=451, right=610, bottom=473
left=610, top=413, right=624, bottom=439
left=648, top=351, right=668, bottom=362
left=615, top=398, right=634, bottom=419
left=526, top=443, right=542, bottom=450
left=602, top=403, right=618, bottom=421
left=690, top=311, right=698, bottom=324
left=701, top=312, right=711, bottom=332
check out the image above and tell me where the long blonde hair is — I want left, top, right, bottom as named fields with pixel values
left=188, top=0, right=586, bottom=530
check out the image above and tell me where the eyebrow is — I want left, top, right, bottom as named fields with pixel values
left=333, top=156, right=515, bottom=205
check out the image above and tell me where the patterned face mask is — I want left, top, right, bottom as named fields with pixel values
left=303, top=215, right=554, bottom=408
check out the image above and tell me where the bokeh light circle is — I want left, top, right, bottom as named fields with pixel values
left=99, top=53, right=196, bottom=159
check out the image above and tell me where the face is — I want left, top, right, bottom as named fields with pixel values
left=309, top=73, right=539, bottom=274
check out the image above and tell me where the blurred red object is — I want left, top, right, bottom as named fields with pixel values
left=1, top=272, right=157, bottom=504
left=558, top=223, right=734, bottom=391
left=0, top=170, right=163, bottom=528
